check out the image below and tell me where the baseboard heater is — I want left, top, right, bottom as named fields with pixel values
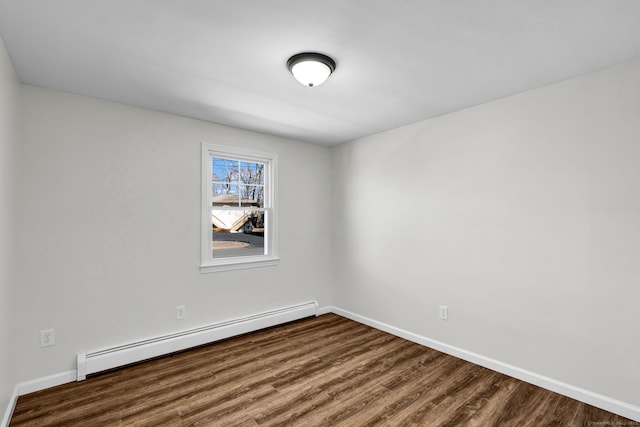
left=76, top=301, right=318, bottom=381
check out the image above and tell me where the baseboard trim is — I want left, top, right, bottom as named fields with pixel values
left=16, top=370, right=77, bottom=396
left=1, top=370, right=77, bottom=427
left=317, top=305, right=333, bottom=316
left=0, top=386, right=18, bottom=427
left=329, top=306, right=640, bottom=422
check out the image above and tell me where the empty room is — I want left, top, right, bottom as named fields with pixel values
left=1, top=1, right=639, bottom=426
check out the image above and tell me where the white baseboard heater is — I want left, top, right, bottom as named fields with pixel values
left=76, top=301, right=318, bottom=381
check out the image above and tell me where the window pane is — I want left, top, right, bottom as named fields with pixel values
left=239, top=161, right=265, bottom=185
left=211, top=209, right=265, bottom=258
left=212, top=184, right=240, bottom=206
left=239, top=184, right=264, bottom=208
left=212, top=157, right=238, bottom=182
left=212, top=158, right=265, bottom=206
left=211, top=184, right=242, bottom=207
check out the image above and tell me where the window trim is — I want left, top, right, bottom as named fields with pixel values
left=200, top=143, right=279, bottom=273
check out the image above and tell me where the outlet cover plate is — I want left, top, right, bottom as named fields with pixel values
left=176, top=305, right=186, bottom=320
left=40, top=329, right=55, bottom=347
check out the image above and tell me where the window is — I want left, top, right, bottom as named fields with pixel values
left=201, top=143, right=278, bottom=272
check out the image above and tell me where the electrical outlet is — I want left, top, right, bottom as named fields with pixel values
left=439, top=306, right=448, bottom=321
left=176, top=305, right=186, bottom=320
left=40, top=329, right=55, bottom=347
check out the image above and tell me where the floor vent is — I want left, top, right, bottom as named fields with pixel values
left=76, top=301, right=317, bottom=381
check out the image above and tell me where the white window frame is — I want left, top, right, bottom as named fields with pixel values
left=200, top=143, right=279, bottom=273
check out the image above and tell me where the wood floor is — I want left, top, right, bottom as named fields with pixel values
left=11, top=314, right=636, bottom=426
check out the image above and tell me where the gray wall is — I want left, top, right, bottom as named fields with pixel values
left=13, top=85, right=333, bottom=381
left=0, top=36, right=18, bottom=415
left=331, top=59, right=640, bottom=407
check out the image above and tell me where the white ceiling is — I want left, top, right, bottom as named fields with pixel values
left=1, top=1, right=639, bottom=145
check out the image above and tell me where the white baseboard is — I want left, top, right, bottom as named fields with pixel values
left=317, top=305, right=333, bottom=316
left=16, top=370, right=77, bottom=396
left=2, top=370, right=77, bottom=427
left=329, top=306, right=640, bottom=423
left=1, top=386, right=18, bottom=427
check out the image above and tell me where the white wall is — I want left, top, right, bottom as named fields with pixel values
left=0, top=36, right=17, bottom=415
left=331, top=59, right=640, bottom=407
left=13, top=86, right=332, bottom=381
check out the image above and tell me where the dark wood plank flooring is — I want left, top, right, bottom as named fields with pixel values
left=11, top=313, right=637, bottom=426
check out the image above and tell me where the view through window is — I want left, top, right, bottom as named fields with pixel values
left=211, top=156, right=266, bottom=258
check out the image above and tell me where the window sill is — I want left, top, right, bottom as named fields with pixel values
left=200, top=256, right=280, bottom=273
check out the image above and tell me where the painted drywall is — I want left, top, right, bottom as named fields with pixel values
left=331, top=59, right=640, bottom=407
left=0, top=36, right=17, bottom=422
left=0, top=35, right=17, bottom=417
left=13, top=86, right=332, bottom=381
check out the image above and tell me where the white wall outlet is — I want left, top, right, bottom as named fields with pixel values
left=40, top=329, right=55, bottom=347
left=439, top=306, right=448, bottom=320
left=176, top=305, right=186, bottom=320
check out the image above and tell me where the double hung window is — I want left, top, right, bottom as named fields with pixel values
left=201, top=143, right=278, bottom=272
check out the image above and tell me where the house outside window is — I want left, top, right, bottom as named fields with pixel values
left=201, top=143, right=278, bottom=272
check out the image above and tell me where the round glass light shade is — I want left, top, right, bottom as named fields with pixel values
left=287, top=53, right=336, bottom=87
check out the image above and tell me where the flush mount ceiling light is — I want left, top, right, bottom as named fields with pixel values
left=287, top=52, right=336, bottom=87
